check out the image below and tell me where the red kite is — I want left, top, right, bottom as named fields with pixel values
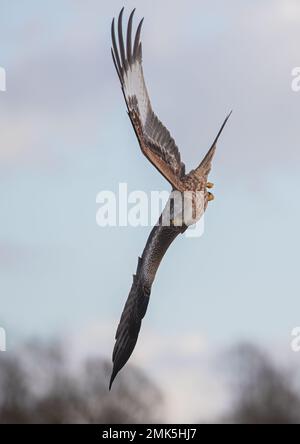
left=109, top=8, right=231, bottom=389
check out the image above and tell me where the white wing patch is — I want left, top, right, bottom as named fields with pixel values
left=123, top=61, right=150, bottom=126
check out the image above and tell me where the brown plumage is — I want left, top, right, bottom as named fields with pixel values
left=109, top=8, right=231, bottom=389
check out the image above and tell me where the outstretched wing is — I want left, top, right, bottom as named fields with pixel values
left=194, top=111, right=232, bottom=181
left=111, top=8, right=185, bottom=191
left=109, top=223, right=185, bottom=389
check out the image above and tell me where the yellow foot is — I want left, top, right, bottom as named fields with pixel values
left=206, top=182, right=214, bottom=189
left=207, top=192, right=214, bottom=201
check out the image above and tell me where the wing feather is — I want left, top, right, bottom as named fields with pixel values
left=194, top=111, right=232, bottom=180
left=109, top=223, right=185, bottom=389
left=111, top=9, right=185, bottom=191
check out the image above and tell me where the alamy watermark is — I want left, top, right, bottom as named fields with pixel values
left=96, top=183, right=206, bottom=238
left=1, top=70, right=7, bottom=349
left=0, top=66, right=6, bottom=91
left=0, top=327, right=6, bottom=352
left=291, top=67, right=300, bottom=92
left=291, top=327, right=300, bottom=352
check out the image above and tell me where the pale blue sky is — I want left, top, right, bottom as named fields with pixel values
left=0, top=0, right=300, bottom=420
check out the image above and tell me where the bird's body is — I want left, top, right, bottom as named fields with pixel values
left=109, top=8, right=231, bottom=389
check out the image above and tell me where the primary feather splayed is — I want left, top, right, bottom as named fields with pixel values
left=109, top=8, right=231, bottom=389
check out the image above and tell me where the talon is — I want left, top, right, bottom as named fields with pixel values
left=206, top=182, right=214, bottom=189
left=207, top=192, right=214, bottom=201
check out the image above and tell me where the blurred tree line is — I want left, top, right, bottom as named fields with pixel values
left=0, top=341, right=163, bottom=423
left=219, top=343, right=300, bottom=424
left=0, top=341, right=299, bottom=423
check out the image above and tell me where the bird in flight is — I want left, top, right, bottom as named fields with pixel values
left=109, top=8, right=231, bottom=389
